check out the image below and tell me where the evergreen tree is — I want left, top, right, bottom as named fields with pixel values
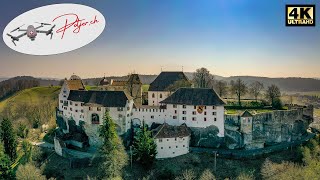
left=0, top=118, right=17, bottom=161
left=132, top=123, right=157, bottom=167
left=0, top=143, right=13, bottom=179
left=99, top=111, right=128, bottom=179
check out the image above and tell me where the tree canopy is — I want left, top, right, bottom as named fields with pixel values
left=132, top=123, right=157, bottom=167
left=0, top=118, right=17, bottom=161
left=99, top=111, right=128, bottom=179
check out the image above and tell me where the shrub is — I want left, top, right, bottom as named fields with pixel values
left=16, top=162, right=46, bottom=180
left=175, top=169, right=196, bottom=180
left=199, top=169, right=215, bottom=180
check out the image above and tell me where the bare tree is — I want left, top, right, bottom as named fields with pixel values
left=230, top=78, right=247, bottom=106
left=193, top=67, right=214, bottom=88
left=249, top=81, right=264, bottom=101
left=214, top=80, right=228, bottom=97
left=165, top=79, right=192, bottom=93
left=265, top=84, right=281, bottom=108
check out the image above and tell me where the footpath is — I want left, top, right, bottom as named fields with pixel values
left=190, top=133, right=316, bottom=159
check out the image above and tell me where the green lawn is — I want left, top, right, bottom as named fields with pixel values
left=85, top=86, right=99, bottom=90
left=142, top=84, right=149, bottom=92
left=225, top=109, right=273, bottom=115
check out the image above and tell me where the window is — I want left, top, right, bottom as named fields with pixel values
left=182, top=117, right=186, bottom=120
left=119, top=114, right=123, bottom=118
left=212, top=112, right=216, bottom=115
left=81, top=110, right=84, bottom=113
left=127, top=114, right=130, bottom=117
left=152, top=93, right=155, bottom=98
left=176, top=146, right=178, bottom=148
left=214, top=118, right=217, bottom=121
left=175, top=138, right=177, bottom=141
left=81, top=103, right=84, bottom=106
left=117, top=107, right=123, bottom=111
left=173, top=116, right=177, bottom=119
left=183, top=145, right=185, bottom=147
left=167, top=139, right=169, bottom=141
left=97, top=107, right=101, bottom=111
left=75, top=110, right=78, bottom=112
left=194, top=106, right=196, bottom=109
left=213, top=106, right=215, bottom=109
left=192, top=111, right=196, bottom=115
left=75, top=103, right=78, bottom=106
left=192, top=117, right=196, bottom=121
left=204, top=117, right=207, bottom=121
left=248, top=119, right=251, bottom=123
left=183, top=111, right=186, bottom=114
left=60, top=100, right=63, bottom=103
left=89, top=107, right=92, bottom=111
left=70, top=102, right=73, bottom=105
left=91, top=113, right=100, bottom=124
left=175, top=110, right=177, bottom=114
left=204, top=111, right=207, bottom=115
left=160, top=94, right=162, bottom=98
left=161, top=147, right=163, bottom=149
left=151, top=115, right=154, bottom=119
left=173, top=152, right=175, bottom=154
left=70, top=108, right=72, bottom=111
left=173, top=104, right=177, bottom=108
left=183, top=105, right=186, bottom=109
left=159, top=139, right=163, bottom=142
left=127, top=107, right=130, bottom=110
left=204, top=106, right=207, bottom=109
left=169, top=146, right=171, bottom=149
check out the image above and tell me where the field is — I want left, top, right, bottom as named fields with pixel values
left=0, top=86, right=60, bottom=113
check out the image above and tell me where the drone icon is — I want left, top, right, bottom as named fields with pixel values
left=6, top=22, right=56, bottom=46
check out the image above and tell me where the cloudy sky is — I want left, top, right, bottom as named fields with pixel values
left=0, top=0, right=319, bottom=78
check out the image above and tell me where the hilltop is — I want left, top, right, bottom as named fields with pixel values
left=0, top=86, right=60, bottom=113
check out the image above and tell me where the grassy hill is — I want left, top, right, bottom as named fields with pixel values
left=0, top=86, right=61, bottom=113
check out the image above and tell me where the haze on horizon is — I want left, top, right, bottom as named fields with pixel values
left=1, top=0, right=319, bottom=79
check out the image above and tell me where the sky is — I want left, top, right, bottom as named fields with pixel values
left=0, top=0, right=319, bottom=79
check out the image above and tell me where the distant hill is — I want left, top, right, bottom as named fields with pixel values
left=0, top=86, right=60, bottom=113
left=0, top=76, right=61, bottom=100
left=223, top=76, right=320, bottom=92
left=0, top=77, right=9, bottom=82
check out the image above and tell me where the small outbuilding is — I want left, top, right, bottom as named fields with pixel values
left=152, top=123, right=191, bottom=159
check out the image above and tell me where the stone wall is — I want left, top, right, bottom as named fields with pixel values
left=224, top=107, right=313, bottom=149
left=190, top=126, right=223, bottom=148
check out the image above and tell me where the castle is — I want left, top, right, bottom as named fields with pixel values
left=54, top=73, right=314, bottom=159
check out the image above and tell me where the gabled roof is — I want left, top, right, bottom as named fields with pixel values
left=149, top=71, right=190, bottom=91
left=67, top=90, right=129, bottom=107
left=152, top=123, right=191, bottom=139
left=241, top=110, right=253, bottom=117
left=66, top=80, right=85, bottom=91
left=110, top=80, right=127, bottom=86
left=160, top=88, right=225, bottom=106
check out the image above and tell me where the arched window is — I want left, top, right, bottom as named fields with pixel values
left=152, top=93, right=155, bottom=98
left=92, top=113, right=100, bottom=124
left=160, top=93, right=162, bottom=98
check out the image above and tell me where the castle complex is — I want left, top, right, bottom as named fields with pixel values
left=55, top=73, right=314, bottom=159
